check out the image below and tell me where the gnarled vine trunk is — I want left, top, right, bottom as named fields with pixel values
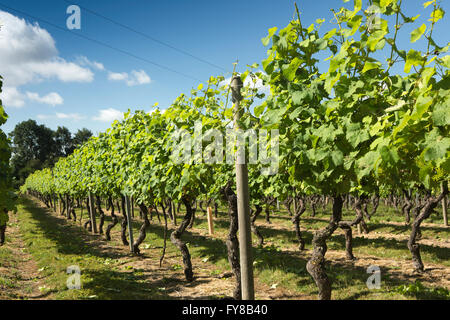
left=402, top=190, right=413, bottom=225
left=120, top=196, right=129, bottom=246
left=306, top=195, right=343, bottom=300
left=370, top=194, right=380, bottom=217
left=133, top=203, right=150, bottom=254
left=291, top=197, right=306, bottom=250
left=170, top=197, right=194, bottom=282
left=96, top=195, right=105, bottom=234
left=338, top=197, right=364, bottom=260
left=222, top=183, right=241, bottom=300
left=83, top=198, right=92, bottom=231
left=105, top=196, right=118, bottom=241
left=408, top=186, right=447, bottom=272
left=251, top=205, right=264, bottom=247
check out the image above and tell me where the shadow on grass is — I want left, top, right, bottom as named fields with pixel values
left=142, top=214, right=450, bottom=299
left=22, top=197, right=233, bottom=299
left=367, top=221, right=449, bottom=235
left=20, top=197, right=125, bottom=260
left=25, top=197, right=449, bottom=300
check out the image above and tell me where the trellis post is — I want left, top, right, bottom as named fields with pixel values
left=231, top=75, right=255, bottom=300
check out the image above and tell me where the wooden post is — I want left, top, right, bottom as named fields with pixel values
left=66, top=195, right=70, bottom=218
left=293, top=196, right=296, bottom=213
left=131, top=196, right=135, bottom=218
left=172, top=201, right=177, bottom=226
left=125, top=195, right=134, bottom=253
left=232, top=75, right=255, bottom=300
left=80, top=200, right=83, bottom=226
left=88, top=192, right=98, bottom=233
left=442, top=182, right=448, bottom=227
left=207, top=207, right=214, bottom=235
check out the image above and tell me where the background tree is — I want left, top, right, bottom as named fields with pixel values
left=9, top=120, right=56, bottom=186
left=9, top=122, right=92, bottom=187
left=54, top=126, right=74, bottom=158
left=73, top=128, right=93, bottom=148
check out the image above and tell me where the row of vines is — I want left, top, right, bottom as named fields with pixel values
left=0, top=76, right=16, bottom=236
left=20, top=0, right=449, bottom=300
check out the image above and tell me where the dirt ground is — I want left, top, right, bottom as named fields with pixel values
left=0, top=217, right=46, bottom=299
left=27, top=200, right=315, bottom=300
left=2, top=199, right=448, bottom=300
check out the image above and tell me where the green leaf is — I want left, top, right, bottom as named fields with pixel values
left=380, top=0, right=395, bottom=8
left=440, top=55, right=450, bottom=68
left=324, top=72, right=341, bottom=94
left=262, top=27, right=278, bottom=46
left=282, top=57, right=303, bottom=81
left=380, top=145, right=399, bottom=164
left=404, top=49, right=424, bottom=73
left=254, top=104, right=266, bottom=117
left=423, top=139, right=450, bottom=162
left=351, top=0, right=362, bottom=18
left=423, top=1, right=434, bottom=8
left=411, top=95, right=433, bottom=120
left=362, top=61, right=380, bottom=73
left=410, top=24, right=426, bottom=43
left=431, top=103, right=450, bottom=126
left=323, top=28, right=336, bottom=40
left=429, top=8, right=444, bottom=23
left=331, top=150, right=344, bottom=166
left=264, top=106, right=287, bottom=125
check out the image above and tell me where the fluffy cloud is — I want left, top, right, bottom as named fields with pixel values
left=0, top=10, right=94, bottom=108
left=77, top=56, right=105, bottom=71
left=1, top=87, right=25, bottom=107
left=37, top=112, right=85, bottom=121
left=0, top=11, right=94, bottom=86
left=93, top=108, right=124, bottom=122
left=26, top=92, right=63, bottom=106
left=55, top=112, right=84, bottom=120
left=108, top=72, right=128, bottom=81
left=108, top=69, right=151, bottom=86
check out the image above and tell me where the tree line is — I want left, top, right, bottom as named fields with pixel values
left=8, top=120, right=92, bottom=187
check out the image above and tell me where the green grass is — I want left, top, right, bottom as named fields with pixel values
left=14, top=196, right=170, bottom=299
left=8, top=196, right=449, bottom=300
left=0, top=245, right=19, bottom=294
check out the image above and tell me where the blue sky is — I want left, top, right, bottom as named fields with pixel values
left=0, top=0, right=448, bottom=135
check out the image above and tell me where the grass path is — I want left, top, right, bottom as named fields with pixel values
left=5, top=196, right=291, bottom=299
left=0, top=212, right=45, bottom=299
left=2, top=195, right=449, bottom=300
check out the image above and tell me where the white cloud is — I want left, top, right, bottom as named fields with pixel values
left=108, top=72, right=128, bottom=81
left=77, top=56, right=105, bottom=71
left=1, top=87, right=25, bottom=107
left=56, top=112, right=84, bottom=120
left=26, top=91, right=64, bottom=106
left=0, top=10, right=94, bottom=108
left=108, top=69, right=151, bottom=86
left=93, top=108, right=124, bottom=122
left=127, top=70, right=151, bottom=86
left=36, top=112, right=85, bottom=121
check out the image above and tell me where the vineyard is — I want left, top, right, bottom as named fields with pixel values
left=1, top=0, right=449, bottom=301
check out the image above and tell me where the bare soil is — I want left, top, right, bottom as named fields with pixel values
left=0, top=217, right=47, bottom=300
